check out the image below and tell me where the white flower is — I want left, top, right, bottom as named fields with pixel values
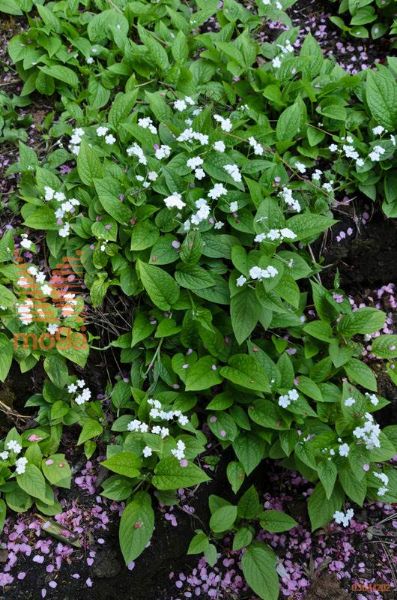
left=208, top=183, right=227, bottom=200
left=279, top=187, right=301, bottom=212
left=96, top=126, right=109, bottom=137
left=47, top=324, right=58, bottom=335
left=356, top=158, right=364, bottom=167
left=329, top=144, right=338, bottom=152
left=0, top=451, right=9, bottom=460
left=44, top=186, right=55, bottom=201
left=155, top=145, right=171, bottom=160
left=230, top=201, right=238, bottom=212
left=20, top=236, right=33, bottom=250
left=194, top=168, right=205, bottom=180
left=15, top=457, right=28, bottom=475
left=353, top=412, right=381, bottom=450
left=68, top=384, right=78, bottom=393
left=338, top=443, right=350, bottom=457
left=272, top=56, right=282, bottom=69
left=187, top=156, right=203, bottom=170
left=164, top=193, right=186, bottom=210
left=41, top=284, right=52, bottom=296
left=249, top=265, right=278, bottom=281
left=366, top=393, right=379, bottom=406
left=333, top=509, right=354, bottom=528
left=295, top=162, right=306, bottom=174
left=236, top=275, right=247, bottom=287
left=322, top=182, right=333, bottom=193
left=105, top=134, right=116, bottom=145
left=171, top=440, right=186, bottom=460
left=372, top=126, right=385, bottom=136
left=77, top=379, right=85, bottom=388
left=278, top=395, right=290, bottom=408
left=344, top=397, right=355, bottom=407
left=148, top=171, right=158, bottom=181
left=224, top=164, right=242, bottom=183
left=213, top=141, right=226, bottom=153
left=174, top=99, right=188, bottom=112
left=127, top=419, right=142, bottom=432
left=127, top=143, right=147, bottom=165
left=248, top=137, right=264, bottom=156
left=343, top=145, right=359, bottom=160
left=178, top=415, right=189, bottom=426
left=6, top=440, right=22, bottom=454
left=214, top=221, right=224, bottom=229
left=138, top=117, right=157, bottom=134
left=59, top=223, right=71, bottom=238
left=143, top=446, right=153, bottom=458
left=214, top=114, right=232, bottom=132
left=369, top=145, right=385, bottom=162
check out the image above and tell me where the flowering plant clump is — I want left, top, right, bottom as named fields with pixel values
left=0, top=0, right=397, bottom=598
left=328, top=0, right=397, bottom=40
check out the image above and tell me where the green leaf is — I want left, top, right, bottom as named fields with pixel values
left=17, top=464, right=48, bottom=503
left=0, top=0, right=23, bottom=15
left=317, top=460, right=337, bottom=499
left=39, top=65, right=79, bottom=88
left=233, top=527, right=253, bottom=550
left=102, top=451, right=141, bottom=478
left=233, top=433, right=264, bottom=475
left=130, top=221, right=160, bottom=251
left=338, top=308, right=385, bottom=337
left=366, top=68, right=397, bottom=131
left=210, top=505, right=238, bottom=533
left=344, top=359, right=377, bottom=392
left=77, top=419, right=104, bottom=445
left=119, top=491, right=154, bottom=563
left=238, top=486, right=261, bottom=519
left=42, top=454, right=71, bottom=489
left=227, top=461, right=245, bottom=494
left=94, top=178, right=133, bottom=224
left=220, top=355, right=270, bottom=392
left=109, top=91, right=138, bottom=130
left=0, top=499, right=6, bottom=534
left=241, top=543, right=279, bottom=600
left=77, top=139, right=102, bottom=186
left=0, top=333, right=12, bottom=382
left=231, top=287, right=261, bottom=344
left=185, top=356, right=223, bottom=391
left=56, top=333, right=89, bottom=368
left=287, top=213, right=336, bottom=241
left=308, top=482, right=343, bottom=530
left=276, top=97, right=306, bottom=142
left=187, top=531, right=209, bottom=555
left=137, top=260, right=180, bottom=310
left=370, top=335, right=397, bottom=359
left=152, top=458, right=210, bottom=490
left=260, top=510, right=298, bottom=532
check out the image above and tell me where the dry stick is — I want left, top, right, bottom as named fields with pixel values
left=0, top=400, right=30, bottom=420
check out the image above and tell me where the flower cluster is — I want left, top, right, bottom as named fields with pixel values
left=373, top=471, right=389, bottom=496
left=352, top=412, right=381, bottom=450
left=254, top=228, right=296, bottom=243
left=333, top=508, right=354, bottom=528
left=68, top=127, right=85, bottom=156
left=67, top=380, right=92, bottom=405
left=0, top=441, right=28, bottom=475
left=278, top=389, right=299, bottom=408
left=43, top=186, right=80, bottom=238
left=279, top=187, right=301, bottom=212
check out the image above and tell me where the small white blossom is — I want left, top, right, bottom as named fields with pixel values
left=164, top=193, right=186, bottom=210
left=105, top=134, right=116, bottom=145
left=143, top=446, right=153, bottom=458
left=96, top=126, right=109, bottom=137
left=214, top=114, right=232, bottom=132
left=236, top=275, right=247, bottom=287
left=15, top=457, right=28, bottom=475
left=213, top=141, right=226, bottom=153
left=333, top=509, right=354, bottom=528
